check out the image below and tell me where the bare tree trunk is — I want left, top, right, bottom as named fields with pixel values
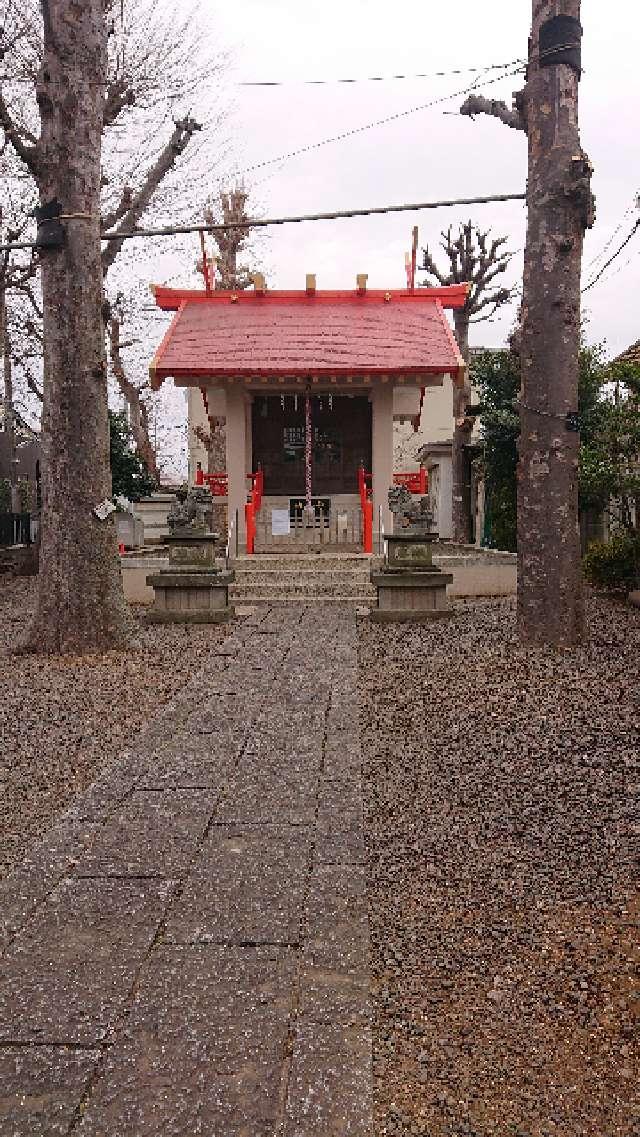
left=26, top=1, right=131, bottom=654
left=452, top=310, right=473, bottom=543
left=1, top=285, right=20, bottom=512
left=207, top=418, right=227, bottom=474
left=108, top=314, right=160, bottom=484
left=517, top=0, right=592, bottom=646
left=419, top=222, right=514, bottom=544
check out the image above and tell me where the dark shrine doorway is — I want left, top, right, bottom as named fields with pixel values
left=252, top=394, right=372, bottom=496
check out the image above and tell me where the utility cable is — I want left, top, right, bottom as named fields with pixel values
left=0, top=191, right=527, bottom=252
left=237, top=64, right=525, bottom=177
left=586, top=188, right=640, bottom=270
left=582, top=217, right=640, bottom=293
left=237, top=58, right=525, bottom=87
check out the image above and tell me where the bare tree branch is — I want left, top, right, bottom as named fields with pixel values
left=103, top=77, right=136, bottom=127
left=101, top=114, right=201, bottom=274
left=101, top=184, right=134, bottom=231
left=419, top=219, right=516, bottom=543
left=0, top=88, right=40, bottom=173
left=13, top=280, right=43, bottom=319
left=460, top=92, right=526, bottom=132
left=204, top=187, right=255, bottom=290
left=108, top=306, right=160, bottom=482
left=23, top=363, right=43, bottom=401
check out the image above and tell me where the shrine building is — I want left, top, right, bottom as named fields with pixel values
left=150, top=276, right=468, bottom=551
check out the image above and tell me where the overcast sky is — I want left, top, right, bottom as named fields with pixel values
left=187, top=0, right=638, bottom=356
left=143, top=0, right=638, bottom=477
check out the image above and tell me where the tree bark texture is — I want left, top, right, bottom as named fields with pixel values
left=518, top=0, right=592, bottom=646
left=27, top=1, right=131, bottom=653
left=452, top=311, right=473, bottom=544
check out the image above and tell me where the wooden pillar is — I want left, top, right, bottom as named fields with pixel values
left=226, top=385, right=247, bottom=551
left=371, top=383, right=394, bottom=538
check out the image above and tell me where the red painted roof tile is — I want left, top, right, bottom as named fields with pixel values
left=150, top=289, right=465, bottom=384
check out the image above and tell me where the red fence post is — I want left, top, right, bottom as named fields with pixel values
left=363, top=498, right=373, bottom=554
left=245, top=501, right=255, bottom=554
left=195, top=463, right=204, bottom=486
left=251, top=468, right=264, bottom=513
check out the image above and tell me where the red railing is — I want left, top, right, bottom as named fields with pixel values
left=394, top=467, right=428, bottom=494
left=194, top=467, right=264, bottom=507
left=358, top=466, right=428, bottom=500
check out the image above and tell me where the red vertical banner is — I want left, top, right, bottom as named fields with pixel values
left=305, top=393, right=312, bottom=511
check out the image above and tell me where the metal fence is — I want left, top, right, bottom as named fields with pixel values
left=0, top=512, right=32, bottom=547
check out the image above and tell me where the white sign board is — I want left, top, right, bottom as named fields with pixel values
left=271, top=509, right=290, bottom=536
left=93, top=499, right=117, bottom=521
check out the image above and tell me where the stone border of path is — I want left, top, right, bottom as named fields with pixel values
left=0, top=604, right=372, bottom=1136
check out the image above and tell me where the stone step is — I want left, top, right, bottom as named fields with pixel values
left=230, top=551, right=379, bottom=602
left=233, top=568, right=373, bottom=585
left=233, top=553, right=380, bottom=571
left=232, top=594, right=375, bottom=606
left=230, top=580, right=377, bottom=599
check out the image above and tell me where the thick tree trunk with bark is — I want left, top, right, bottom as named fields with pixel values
left=452, top=311, right=473, bottom=543
left=26, top=1, right=131, bottom=654
left=517, top=0, right=592, bottom=645
left=460, top=1, right=593, bottom=645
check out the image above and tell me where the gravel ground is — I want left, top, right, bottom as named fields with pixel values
left=0, top=576, right=229, bottom=880
left=358, top=596, right=639, bottom=1137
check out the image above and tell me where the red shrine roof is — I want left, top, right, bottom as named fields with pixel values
left=149, top=284, right=468, bottom=389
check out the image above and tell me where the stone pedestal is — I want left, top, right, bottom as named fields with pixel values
left=146, top=569, right=235, bottom=623
left=371, top=533, right=452, bottom=622
left=146, top=529, right=233, bottom=623
left=165, top=531, right=220, bottom=569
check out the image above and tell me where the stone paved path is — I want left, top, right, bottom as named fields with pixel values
left=0, top=607, right=371, bottom=1136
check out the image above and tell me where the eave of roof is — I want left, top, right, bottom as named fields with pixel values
left=151, top=283, right=470, bottom=311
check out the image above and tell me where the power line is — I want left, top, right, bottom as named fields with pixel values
left=586, top=188, right=640, bottom=270
left=582, top=217, right=640, bottom=293
left=0, top=192, right=527, bottom=252
left=237, top=58, right=525, bottom=87
left=238, top=64, right=525, bottom=176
